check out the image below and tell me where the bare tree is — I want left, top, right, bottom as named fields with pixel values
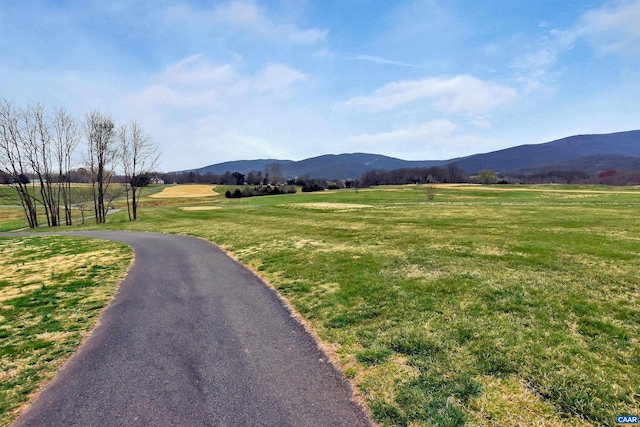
left=53, top=108, right=80, bottom=225
left=21, top=103, right=62, bottom=227
left=265, top=162, right=284, bottom=185
left=0, top=101, right=39, bottom=228
left=119, top=120, right=159, bottom=221
left=84, top=111, right=117, bottom=224
left=426, top=174, right=436, bottom=201
left=103, top=184, right=126, bottom=215
left=2, top=101, right=154, bottom=228
left=69, top=185, right=94, bottom=225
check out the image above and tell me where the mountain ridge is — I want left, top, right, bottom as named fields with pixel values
left=181, top=130, right=640, bottom=179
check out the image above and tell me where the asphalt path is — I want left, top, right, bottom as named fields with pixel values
left=7, top=231, right=371, bottom=427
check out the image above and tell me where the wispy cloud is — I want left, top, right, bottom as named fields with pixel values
left=235, top=63, right=308, bottom=94
left=165, top=0, right=328, bottom=45
left=130, top=55, right=307, bottom=110
left=159, top=55, right=236, bottom=89
left=512, top=0, right=640, bottom=92
left=511, top=30, right=577, bottom=70
left=578, top=0, right=640, bottom=56
left=348, top=119, right=500, bottom=160
left=338, top=75, right=517, bottom=116
left=353, top=54, right=420, bottom=68
left=121, top=54, right=312, bottom=169
left=350, top=119, right=457, bottom=144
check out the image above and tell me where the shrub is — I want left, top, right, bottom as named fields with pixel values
left=301, top=182, right=325, bottom=192
left=225, top=189, right=243, bottom=198
left=225, top=185, right=296, bottom=198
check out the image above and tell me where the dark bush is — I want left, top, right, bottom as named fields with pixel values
left=301, top=182, right=325, bottom=192
left=226, top=185, right=296, bottom=198
left=225, top=189, right=243, bottom=198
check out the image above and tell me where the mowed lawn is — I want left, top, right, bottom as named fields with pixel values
left=2, top=184, right=639, bottom=426
left=0, top=236, right=132, bottom=426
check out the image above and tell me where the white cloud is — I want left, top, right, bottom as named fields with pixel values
left=213, top=0, right=261, bottom=25
left=129, top=56, right=307, bottom=111
left=339, top=75, right=517, bottom=116
left=511, top=29, right=577, bottom=71
left=348, top=120, right=500, bottom=160
left=120, top=55, right=311, bottom=170
left=288, top=27, right=328, bottom=45
left=350, top=120, right=457, bottom=144
left=159, top=55, right=235, bottom=89
left=214, top=0, right=328, bottom=44
left=511, top=0, right=640, bottom=92
left=578, top=0, right=640, bottom=55
left=249, top=63, right=308, bottom=93
left=166, top=0, right=328, bottom=46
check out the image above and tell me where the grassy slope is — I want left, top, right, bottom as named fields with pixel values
left=0, top=236, right=132, bottom=426
left=0, top=183, right=166, bottom=230
left=2, top=184, right=639, bottom=426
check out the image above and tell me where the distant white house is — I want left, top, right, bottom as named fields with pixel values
left=151, top=176, right=165, bottom=184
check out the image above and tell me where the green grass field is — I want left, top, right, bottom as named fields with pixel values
left=1, top=184, right=639, bottom=426
left=0, top=236, right=131, bottom=426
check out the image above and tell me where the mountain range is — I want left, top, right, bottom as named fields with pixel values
left=186, top=130, right=640, bottom=179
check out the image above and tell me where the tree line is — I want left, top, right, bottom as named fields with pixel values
left=359, top=164, right=468, bottom=186
left=161, top=165, right=467, bottom=189
left=0, top=101, right=159, bottom=228
left=160, top=163, right=287, bottom=186
left=505, top=169, right=640, bottom=185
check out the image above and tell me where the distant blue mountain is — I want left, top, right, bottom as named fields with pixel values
left=449, top=130, right=640, bottom=174
left=182, top=130, right=640, bottom=178
left=190, top=153, right=444, bottom=179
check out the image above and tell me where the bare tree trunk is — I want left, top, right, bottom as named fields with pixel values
left=53, top=107, right=79, bottom=226
left=20, top=103, right=63, bottom=227
left=119, top=120, right=159, bottom=221
left=70, top=185, right=93, bottom=226
left=132, top=186, right=138, bottom=220
left=125, top=183, right=132, bottom=221
left=0, top=100, right=39, bottom=228
left=84, top=111, right=117, bottom=224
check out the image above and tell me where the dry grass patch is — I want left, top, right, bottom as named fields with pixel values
left=0, top=249, right=122, bottom=302
left=440, top=183, right=640, bottom=195
left=294, top=239, right=324, bottom=249
left=180, top=206, right=222, bottom=211
left=150, top=184, right=218, bottom=198
left=469, top=376, right=591, bottom=426
left=286, top=202, right=373, bottom=211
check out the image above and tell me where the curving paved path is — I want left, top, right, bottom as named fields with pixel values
left=8, top=231, right=371, bottom=427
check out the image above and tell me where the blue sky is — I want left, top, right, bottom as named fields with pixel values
left=1, top=0, right=639, bottom=171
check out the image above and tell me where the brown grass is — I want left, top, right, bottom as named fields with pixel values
left=0, top=249, right=121, bottom=302
left=468, top=376, right=592, bottom=426
left=180, top=206, right=222, bottom=211
left=286, top=202, right=373, bottom=211
left=150, top=185, right=219, bottom=198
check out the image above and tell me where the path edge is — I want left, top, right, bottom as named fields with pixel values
left=206, top=237, right=376, bottom=426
